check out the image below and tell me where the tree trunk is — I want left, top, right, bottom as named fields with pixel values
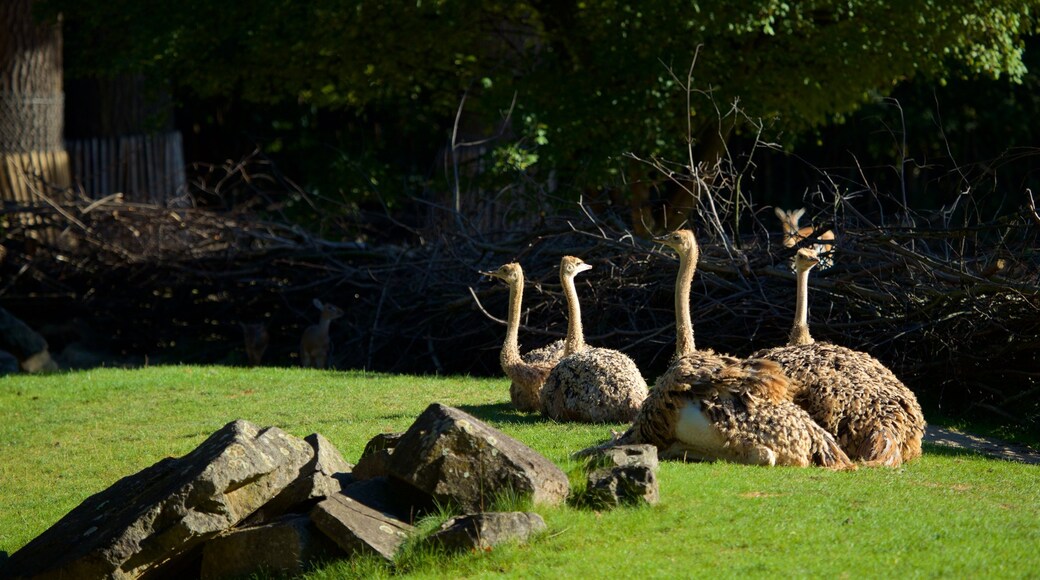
left=625, top=122, right=734, bottom=235
left=0, top=0, right=70, bottom=224
left=659, top=122, right=733, bottom=231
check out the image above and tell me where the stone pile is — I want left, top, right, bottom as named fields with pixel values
left=4, top=403, right=570, bottom=579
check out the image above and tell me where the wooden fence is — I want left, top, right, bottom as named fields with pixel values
left=67, top=131, right=187, bottom=205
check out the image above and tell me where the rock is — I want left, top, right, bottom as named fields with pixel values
left=200, top=515, right=341, bottom=579
left=19, top=348, right=59, bottom=373
left=387, top=403, right=570, bottom=512
left=244, top=433, right=354, bottom=525
left=340, top=477, right=430, bottom=523
left=5, top=420, right=314, bottom=579
left=426, top=512, right=546, bottom=553
left=56, top=341, right=112, bottom=370
left=361, top=432, right=404, bottom=457
left=0, top=307, right=50, bottom=361
left=584, top=444, right=659, bottom=472
left=310, top=493, right=414, bottom=561
left=352, top=432, right=402, bottom=481
left=571, top=444, right=659, bottom=509
left=584, top=465, right=659, bottom=509
left=0, top=349, right=19, bottom=375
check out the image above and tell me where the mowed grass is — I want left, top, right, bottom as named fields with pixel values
left=1, top=367, right=1038, bottom=578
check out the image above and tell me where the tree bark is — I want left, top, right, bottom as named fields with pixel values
left=1, top=0, right=70, bottom=206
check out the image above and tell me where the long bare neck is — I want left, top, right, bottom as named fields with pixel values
left=562, top=272, right=586, bottom=356
left=501, top=280, right=524, bottom=367
left=674, top=246, right=696, bottom=359
left=788, top=267, right=814, bottom=346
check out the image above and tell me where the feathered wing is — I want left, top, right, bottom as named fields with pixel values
left=754, top=342, right=925, bottom=467
left=615, top=352, right=853, bottom=469
left=506, top=339, right=565, bottom=412
left=541, top=347, right=648, bottom=423
left=523, top=339, right=566, bottom=366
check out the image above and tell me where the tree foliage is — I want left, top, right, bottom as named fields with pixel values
left=40, top=1, right=1040, bottom=195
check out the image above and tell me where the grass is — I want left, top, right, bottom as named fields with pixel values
left=1, top=366, right=1038, bottom=577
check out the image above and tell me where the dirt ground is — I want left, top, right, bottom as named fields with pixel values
left=924, top=426, right=1040, bottom=465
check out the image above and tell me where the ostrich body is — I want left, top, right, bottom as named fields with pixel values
left=483, top=263, right=566, bottom=412
left=753, top=248, right=926, bottom=467
left=540, top=256, right=649, bottom=423
left=616, top=230, right=852, bottom=468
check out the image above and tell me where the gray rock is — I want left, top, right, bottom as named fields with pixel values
left=584, top=444, right=659, bottom=472
left=0, top=349, right=19, bottom=374
left=387, top=403, right=569, bottom=512
left=244, top=433, right=354, bottom=525
left=584, top=464, right=659, bottom=509
left=361, top=432, right=404, bottom=457
left=310, top=493, right=414, bottom=561
left=352, top=432, right=402, bottom=481
left=5, top=420, right=314, bottom=579
left=0, top=307, right=49, bottom=361
left=200, top=515, right=341, bottom=579
left=426, top=512, right=546, bottom=553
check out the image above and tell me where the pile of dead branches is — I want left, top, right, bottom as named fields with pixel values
left=1, top=191, right=1038, bottom=429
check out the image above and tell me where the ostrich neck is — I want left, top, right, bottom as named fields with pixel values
left=788, top=267, right=814, bottom=346
left=674, top=248, right=696, bottom=359
left=501, top=281, right=524, bottom=367
left=562, top=273, right=586, bottom=356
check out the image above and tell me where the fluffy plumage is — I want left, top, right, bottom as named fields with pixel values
left=540, top=256, right=648, bottom=423
left=752, top=248, right=926, bottom=467
left=614, top=230, right=853, bottom=469
left=483, top=263, right=566, bottom=412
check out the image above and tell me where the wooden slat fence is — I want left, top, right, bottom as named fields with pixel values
left=67, top=130, right=187, bottom=205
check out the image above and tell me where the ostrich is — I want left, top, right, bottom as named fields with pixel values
left=540, top=256, right=649, bottom=423
left=612, top=230, right=853, bottom=468
left=752, top=248, right=926, bottom=467
left=482, top=262, right=566, bottom=412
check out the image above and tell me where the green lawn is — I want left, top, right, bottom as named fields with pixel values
left=1, top=367, right=1038, bottom=578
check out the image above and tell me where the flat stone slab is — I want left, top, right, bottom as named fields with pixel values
left=426, top=512, right=546, bottom=553
left=340, top=476, right=429, bottom=523
left=387, top=403, right=569, bottom=512
left=200, top=515, right=340, bottom=579
left=5, top=420, right=314, bottom=579
left=310, top=493, right=414, bottom=561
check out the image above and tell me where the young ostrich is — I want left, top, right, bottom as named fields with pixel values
left=483, top=263, right=566, bottom=412
left=752, top=248, right=926, bottom=467
left=539, top=256, right=649, bottom=423
left=611, top=230, right=852, bottom=468
left=775, top=207, right=835, bottom=268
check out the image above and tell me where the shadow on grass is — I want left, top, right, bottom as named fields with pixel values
left=456, top=402, right=556, bottom=426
